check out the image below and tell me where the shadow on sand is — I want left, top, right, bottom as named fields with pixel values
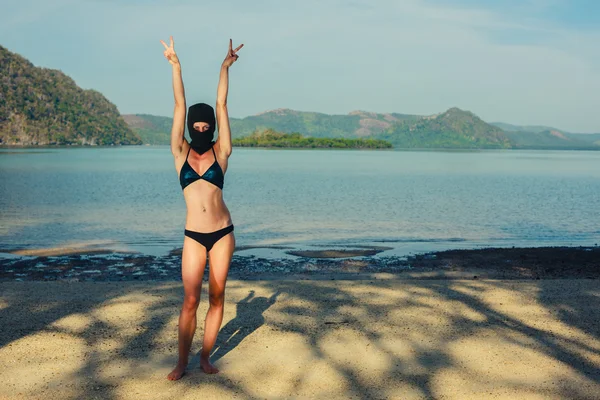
left=0, top=275, right=598, bottom=399
left=208, top=289, right=281, bottom=363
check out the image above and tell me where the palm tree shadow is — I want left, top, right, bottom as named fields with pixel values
left=201, top=289, right=281, bottom=363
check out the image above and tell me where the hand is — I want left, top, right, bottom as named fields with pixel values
left=222, top=39, right=244, bottom=68
left=160, top=36, right=180, bottom=66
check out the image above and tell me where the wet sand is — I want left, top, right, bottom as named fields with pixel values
left=2, top=246, right=599, bottom=281
left=1, top=278, right=599, bottom=399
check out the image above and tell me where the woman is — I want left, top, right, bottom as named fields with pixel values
left=160, top=36, right=243, bottom=380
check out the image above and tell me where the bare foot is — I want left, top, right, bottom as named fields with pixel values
left=200, top=357, right=219, bottom=374
left=167, top=363, right=186, bottom=381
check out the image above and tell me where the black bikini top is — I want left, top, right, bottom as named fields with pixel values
left=179, top=146, right=224, bottom=190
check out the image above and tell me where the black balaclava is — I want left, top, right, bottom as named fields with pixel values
left=187, top=103, right=216, bottom=154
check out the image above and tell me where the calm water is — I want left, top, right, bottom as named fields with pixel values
left=1, top=147, right=599, bottom=256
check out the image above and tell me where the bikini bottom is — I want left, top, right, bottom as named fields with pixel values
left=184, top=225, right=234, bottom=252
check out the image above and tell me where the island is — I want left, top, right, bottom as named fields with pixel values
left=232, top=129, right=392, bottom=149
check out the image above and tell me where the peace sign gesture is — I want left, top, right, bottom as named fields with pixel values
left=160, top=36, right=180, bottom=66
left=222, top=39, right=244, bottom=68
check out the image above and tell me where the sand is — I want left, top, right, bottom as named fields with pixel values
left=1, top=278, right=599, bottom=400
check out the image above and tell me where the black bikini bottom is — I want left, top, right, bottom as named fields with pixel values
left=184, top=225, right=234, bottom=252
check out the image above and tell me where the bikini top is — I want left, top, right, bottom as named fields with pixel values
left=179, top=146, right=224, bottom=190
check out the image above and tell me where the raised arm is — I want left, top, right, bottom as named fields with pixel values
left=160, top=36, right=187, bottom=157
left=215, top=39, right=243, bottom=158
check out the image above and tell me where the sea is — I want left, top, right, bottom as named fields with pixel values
left=1, top=147, right=599, bottom=258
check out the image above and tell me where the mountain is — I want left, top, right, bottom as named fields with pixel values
left=565, top=133, right=600, bottom=145
left=491, top=122, right=600, bottom=149
left=124, top=108, right=510, bottom=149
left=491, top=122, right=557, bottom=133
left=377, top=108, right=512, bottom=149
left=124, top=108, right=599, bottom=150
left=123, top=109, right=423, bottom=145
left=503, top=130, right=599, bottom=149
left=0, top=45, right=141, bottom=146
left=229, top=108, right=421, bottom=139
left=121, top=114, right=172, bottom=145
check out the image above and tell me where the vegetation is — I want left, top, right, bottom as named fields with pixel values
left=3, top=43, right=597, bottom=150
left=564, top=132, right=600, bottom=146
left=230, top=110, right=363, bottom=139
left=0, top=45, right=141, bottom=146
left=125, top=109, right=599, bottom=151
left=232, top=129, right=392, bottom=148
left=228, top=109, right=422, bottom=139
left=121, top=114, right=173, bottom=145
left=502, top=130, right=600, bottom=149
left=375, top=108, right=513, bottom=149
left=491, top=122, right=557, bottom=133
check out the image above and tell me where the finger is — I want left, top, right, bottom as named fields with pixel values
left=170, top=35, right=174, bottom=48
left=229, top=38, right=233, bottom=52
left=160, top=40, right=169, bottom=50
left=233, top=44, right=244, bottom=53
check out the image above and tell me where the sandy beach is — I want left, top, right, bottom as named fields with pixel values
left=1, top=274, right=599, bottom=399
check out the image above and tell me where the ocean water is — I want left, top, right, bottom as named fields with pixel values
left=1, top=147, right=599, bottom=257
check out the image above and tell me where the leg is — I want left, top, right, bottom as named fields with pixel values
left=167, top=236, right=207, bottom=381
left=200, top=230, right=235, bottom=374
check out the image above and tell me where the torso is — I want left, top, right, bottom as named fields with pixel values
left=174, top=141, right=232, bottom=232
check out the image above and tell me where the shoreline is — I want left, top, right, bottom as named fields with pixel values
left=1, top=245, right=598, bottom=282
left=3, top=145, right=600, bottom=151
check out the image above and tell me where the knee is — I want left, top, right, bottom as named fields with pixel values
left=182, top=295, right=200, bottom=312
left=209, top=291, right=224, bottom=309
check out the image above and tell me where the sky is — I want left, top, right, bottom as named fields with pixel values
left=1, top=0, right=599, bottom=132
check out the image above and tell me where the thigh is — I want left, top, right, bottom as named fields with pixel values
left=207, top=231, right=235, bottom=294
left=181, top=236, right=208, bottom=297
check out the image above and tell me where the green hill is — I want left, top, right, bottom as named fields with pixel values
left=492, top=122, right=600, bottom=149
left=376, top=108, right=512, bottom=149
left=0, top=45, right=141, bottom=146
left=121, top=114, right=173, bottom=145
left=491, top=122, right=557, bottom=133
left=229, top=109, right=421, bottom=139
left=122, top=114, right=172, bottom=145
left=124, top=109, right=599, bottom=150
left=123, top=109, right=422, bottom=145
left=503, top=130, right=598, bottom=149
left=565, top=133, right=600, bottom=145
